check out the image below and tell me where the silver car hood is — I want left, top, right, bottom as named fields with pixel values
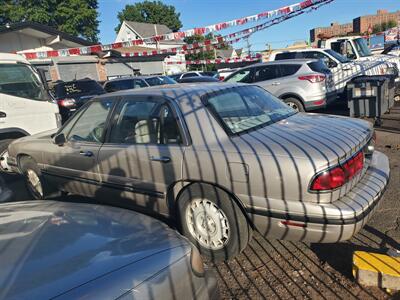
left=0, top=201, right=189, bottom=300
left=235, top=113, right=372, bottom=166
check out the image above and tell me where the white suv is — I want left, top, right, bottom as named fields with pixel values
left=0, top=53, right=61, bottom=172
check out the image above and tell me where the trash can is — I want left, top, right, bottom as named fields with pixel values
left=346, top=75, right=390, bottom=126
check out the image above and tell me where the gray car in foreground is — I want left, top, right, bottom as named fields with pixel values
left=7, top=83, right=390, bottom=261
left=0, top=200, right=218, bottom=300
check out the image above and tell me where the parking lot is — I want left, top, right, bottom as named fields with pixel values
left=2, top=103, right=399, bottom=299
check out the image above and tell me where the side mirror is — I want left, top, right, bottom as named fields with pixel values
left=53, top=133, right=66, bottom=146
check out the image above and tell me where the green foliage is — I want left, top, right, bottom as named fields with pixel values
left=0, top=0, right=99, bottom=42
left=115, top=1, right=182, bottom=33
left=372, top=20, right=397, bottom=34
left=184, top=33, right=231, bottom=71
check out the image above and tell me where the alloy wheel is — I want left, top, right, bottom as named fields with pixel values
left=0, top=149, right=10, bottom=172
left=185, top=199, right=230, bottom=250
left=287, top=101, right=299, bottom=111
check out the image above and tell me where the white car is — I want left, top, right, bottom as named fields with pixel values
left=0, top=53, right=61, bottom=172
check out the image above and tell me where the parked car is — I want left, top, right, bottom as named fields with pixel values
left=177, top=76, right=220, bottom=83
left=217, top=68, right=238, bottom=81
left=169, top=71, right=218, bottom=81
left=103, top=76, right=177, bottom=93
left=268, top=48, right=397, bottom=97
left=224, top=60, right=335, bottom=112
left=0, top=53, right=61, bottom=172
left=53, top=78, right=105, bottom=123
left=7, top=83, right=389, bottom=261
left=0, top=200, right=218, bottom=299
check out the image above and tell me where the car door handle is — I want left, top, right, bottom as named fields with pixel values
left=271, top=82, right=280, bottom=86
left=150, top=156, right=171, bottom=163
left=0, top=111, right=6, bottom=118
left=79, top=151, right=94, bottom=157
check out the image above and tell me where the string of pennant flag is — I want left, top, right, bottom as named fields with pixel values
left=18, top=0, right=333, bottom=60
left=166, top=54, right=263, bottom=65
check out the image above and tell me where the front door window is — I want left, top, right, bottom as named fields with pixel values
left=66, top=100, right=113, bottom=143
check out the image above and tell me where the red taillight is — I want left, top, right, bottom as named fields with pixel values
left=57, top=98, right=75, bottom=107
left=310, top=167, right=346, bottom=191
left=298, top=74, right=325, bottom=83
left=310, top=152, right=364, bottom=191
left=219, top=76, right=225, bottom=81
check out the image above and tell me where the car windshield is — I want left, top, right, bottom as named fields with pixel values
left=204, top=86, right=296, bottom=135
left=324, top=49, right=350, bottom=63
left=145, top=76, right=177, bottom=86
left=353, top=38, right=372, bottom=57
left=0, top=63, right=49, bottom=101
left=55, top=80, right=105, bottom=98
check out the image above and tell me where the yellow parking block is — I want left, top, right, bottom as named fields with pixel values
left=353, top=251, right=400, bottom=291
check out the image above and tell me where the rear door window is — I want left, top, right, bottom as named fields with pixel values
left=253, top=65, right=280, bottom=82
left=134, top=79, right=148, bottom=88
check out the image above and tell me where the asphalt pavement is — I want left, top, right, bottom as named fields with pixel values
left=1, top=102, right=399, bottom=299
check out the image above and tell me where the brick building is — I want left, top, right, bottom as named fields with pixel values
left=353, top=9, right=400, bottom=34
left=310, top=9, right=400, bottom=42
left=310, top=22, right=353, bottom=42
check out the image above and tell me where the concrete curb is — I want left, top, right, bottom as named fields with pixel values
left=353, top=251, right=400, bottom=292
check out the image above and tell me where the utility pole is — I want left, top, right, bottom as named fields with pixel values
left=245, top=36, right=252, bottom=56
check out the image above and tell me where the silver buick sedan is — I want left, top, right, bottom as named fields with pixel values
left=7, top=83, right=390, bottom=261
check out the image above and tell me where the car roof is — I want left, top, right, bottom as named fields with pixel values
left=273, top=48, right=326, bottom=53
left=239, top=59, right=318, bottom=70
left=99, top=82, right=246, bottom=100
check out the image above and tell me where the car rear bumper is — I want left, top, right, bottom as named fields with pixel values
left=246, top=150, right=390, bottom=243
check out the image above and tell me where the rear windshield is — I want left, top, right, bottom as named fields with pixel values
left=145, top=76, right=177, bottom=86
left=307, top=60, right=331, bottom=74
left=55, top=80, right=104, bottom=98
left=203, top=86, right=296, bottom=135
left=323, top=49, right=350, bottom=63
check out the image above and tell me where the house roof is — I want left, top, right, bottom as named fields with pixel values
left=216, top=49, right=235, bottom=59
left=0, top=22, right=94, bottom=47
left=125, top=21, right=172, bottom=39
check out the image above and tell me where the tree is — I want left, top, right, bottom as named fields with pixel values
left=0, top=0, right=99, bottom=42
left=184, top=33, right=231, bottom=71
left=115, top=1, right=182, bottom=33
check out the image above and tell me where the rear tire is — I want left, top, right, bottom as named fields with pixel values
left=282, top=97, right=305, bottom=112
left=19, top=156, right=59, bottom=200
left=177, top=183, right=250, bottom=262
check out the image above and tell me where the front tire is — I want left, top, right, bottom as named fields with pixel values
left=20, top=157, right=58, bottom=200
left=177, top=183, right=251, bottom=261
